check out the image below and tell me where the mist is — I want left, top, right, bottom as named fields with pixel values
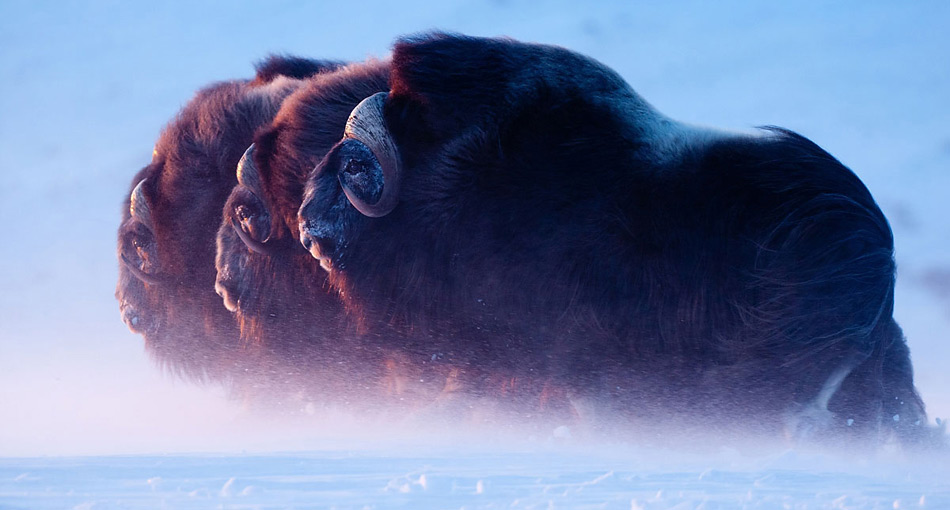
left=2, top=0, right=949, bottom=466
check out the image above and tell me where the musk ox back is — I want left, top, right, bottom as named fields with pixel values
left=296, top=33, right=932, bottom=446
left=116, top=56, right=340, bottom=381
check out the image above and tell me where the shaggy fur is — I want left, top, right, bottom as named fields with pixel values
left=116, top=56, right=340, bottom=382
left=296, top=33, right=933, bottom=446
left=215, top=61, right=461, bottom=408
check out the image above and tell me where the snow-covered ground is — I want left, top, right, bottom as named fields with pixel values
left=2, top=447, right=949, bottom=509
left=1, top=0, right=949, bottom=506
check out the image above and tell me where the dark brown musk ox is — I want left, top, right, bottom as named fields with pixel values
left=116, top=56, right=342, bottom=383
left=295, top=33, right=941, bottom=447
left=215, top=60, right=474, bottom=412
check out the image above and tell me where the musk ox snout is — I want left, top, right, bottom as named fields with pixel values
left=298, top=212, right=338, bottom=272
left=119, top=301, right=156, bottom=334
left=298, top=159, right=352, bottom=272
left=214, top=275, right=241, bottom=313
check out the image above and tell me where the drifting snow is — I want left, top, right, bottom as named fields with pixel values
left=1, top=0, right=949, bottom=507
left=2, top=448, right=948, bottom=509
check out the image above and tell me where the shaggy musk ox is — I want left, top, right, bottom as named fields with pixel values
left=116, top=56, right=341, bottom=381
left=295, top=33, right=935, bottom=445
left=217, top=60, right=518, bottom=413
left=213, top=60, right=438, bottom=405
left=234, top=60, right=580, bottom=416
left=214, top=61, right=388, bottom=340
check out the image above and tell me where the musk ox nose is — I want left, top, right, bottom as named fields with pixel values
left=120, top=303, right=151, bottom=334
left=299, top=222, right=314, bottom=251
left=214, top=276, right=240, bottom=312
left=298, top=218, right=337, bottom=272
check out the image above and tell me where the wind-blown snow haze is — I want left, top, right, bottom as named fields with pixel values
left=1, top=1, right=948, bottom=507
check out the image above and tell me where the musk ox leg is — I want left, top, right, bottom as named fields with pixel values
left=409, top=369, right=506, bottom=424
left=378, top=354, right=449, bottom=404
left=784, top=351, right=867, bottom=442
left=877, top=320, right=940, bottom=448
left=823, top=319, right=941, bottom=449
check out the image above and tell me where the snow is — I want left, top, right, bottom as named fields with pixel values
left=2, top=448, right=948, bottom=509
left=1, top=0, right=949, bottom=506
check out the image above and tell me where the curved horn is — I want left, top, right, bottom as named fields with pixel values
left=230, top=216, right=277, bottom=256
left=120, top=253, right=164, bottom=285
left=129, top=179, right=153, bottom=228
left=341, top=92, right=401, bottom=218
left=125, top=179, right=163, bottom=284
left=233, top=145, right=277, bottom=254
left=236, top=144, right=264, bottom=194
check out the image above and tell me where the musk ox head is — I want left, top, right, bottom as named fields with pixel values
left=214, top=62, right=415, bottom=402
left=214, top=61, right=389, bottom=340
left=215, top=60, right=463, bottom=408
left=116, top=56, right=342, bottom=379
left=295, top=34, right=929, bottom=444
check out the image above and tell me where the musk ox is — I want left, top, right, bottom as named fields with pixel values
left=214, top=61, right=388, bottom=341
left=294, top=33, right=934, bottom=445
left=234, top=60, right=587, bottom=419
left=213, top=60, right=439, bottom=406
left=116, top=56, right=341, bottom=381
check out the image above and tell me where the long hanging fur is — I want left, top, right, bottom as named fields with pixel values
left=116, top=57, right=337, bottom=384
left=292, top=33, right=933, bottom=447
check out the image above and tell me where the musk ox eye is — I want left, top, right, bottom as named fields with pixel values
left=338, top=139, right=384, bottom=207
left=131, top=232, right=153, bottom=258
left=131, top=232, right=149, bottom=249
left=235, top=202, right=271, bottom=244
left=124, top=226, right=154, bottom=260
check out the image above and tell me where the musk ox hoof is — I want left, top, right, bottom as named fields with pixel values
left=785, top=353, right=865, bottom=442
left=784, top=401, right=837, bottom=442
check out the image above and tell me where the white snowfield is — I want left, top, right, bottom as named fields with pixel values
left=2, top=448, right=948, bottom=509
left=1, top=0, right=949, bottom=507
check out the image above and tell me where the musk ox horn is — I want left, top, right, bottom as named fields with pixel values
left=340, top=92, right=401, bottom=218
left=120, top=253, right=164, bottom=285
left=124, top=179, right=165, bottom=284
left=233, top=144, right=276, bottom=255
left=129, top=179, right=153, bottom=228
left=236, top=144, right=264, bottom=194
left=230, top=214, right=276, bottom=256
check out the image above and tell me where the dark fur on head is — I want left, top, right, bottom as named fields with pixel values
left=297, top=33, right=933, bottom=446
left=116, top=57, right=339, bottom=381
left=214, top=61, right=445, bottom=406
left=252, top=54, right=345, bottom=85
left=216, top=60, right=390, bottom=341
